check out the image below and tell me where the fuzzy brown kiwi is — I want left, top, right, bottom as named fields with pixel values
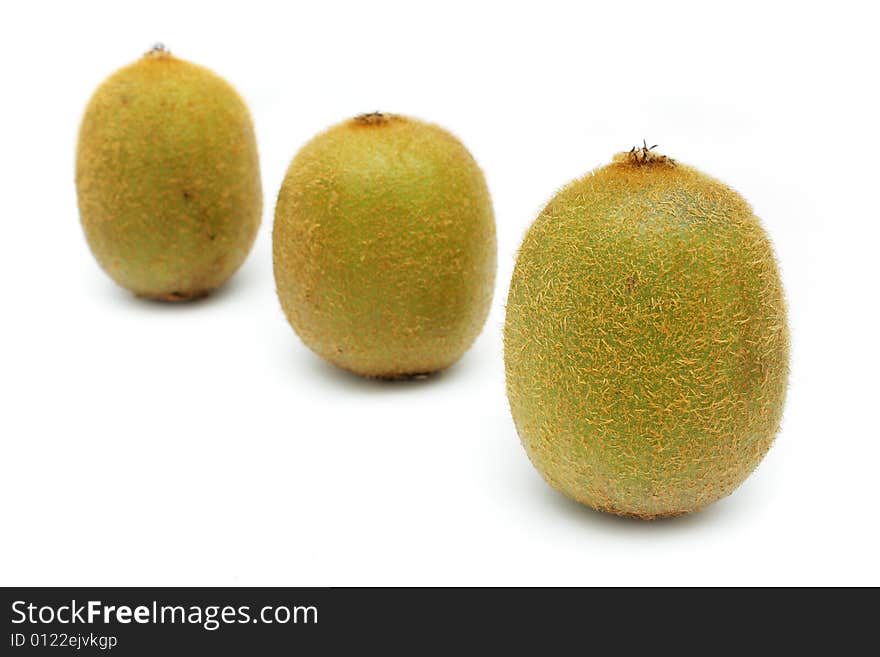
left=76, top=45, right=262, bottom=300
left=504, top=145, right=789, bottom=519
left=273, top=113, right=496, bottom=378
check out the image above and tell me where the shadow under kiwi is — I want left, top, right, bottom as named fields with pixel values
left=293, top=345, right=476, bottom=395
left=104, top=264, right=256, bottom=312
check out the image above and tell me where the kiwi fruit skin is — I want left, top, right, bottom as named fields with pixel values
left=273, top=113, right=496, bottom=379
left=504, top=148, right=789, bottom=519
left=76, top=47, right=262, bottom=301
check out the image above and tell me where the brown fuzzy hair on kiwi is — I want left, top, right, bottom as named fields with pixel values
left=76, top=45, right=262, bottom=300
left=505, top=146, right=789, bottom=519
left=273, top=114, right=496, bottom=378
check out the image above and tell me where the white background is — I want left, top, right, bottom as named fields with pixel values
left=1, top=1, right=877, bottom=586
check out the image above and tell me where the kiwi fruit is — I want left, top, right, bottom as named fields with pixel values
left=273, top=113, right=496, bottom=379
left=504, top=145, right=789, bottom=519
left=76, top=44, right=262, bottom=301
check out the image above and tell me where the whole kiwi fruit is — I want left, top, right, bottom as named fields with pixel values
left=273, top=113, right=496, bottom=379
left=76, top=44, right=262, bottom=301
left=504, top=145, right=789, bottom=519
